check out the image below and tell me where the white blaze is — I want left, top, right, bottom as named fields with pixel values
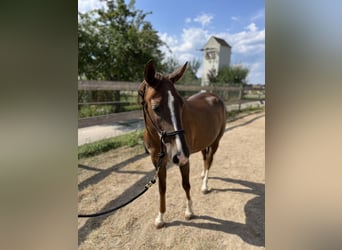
left=167, top=90, right=184, bottom=157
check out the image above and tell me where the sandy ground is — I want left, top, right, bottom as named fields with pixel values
left=78, top=112, right=265, bottom=249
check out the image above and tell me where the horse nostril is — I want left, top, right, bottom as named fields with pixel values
left=172, top=155, right=179, bottom=164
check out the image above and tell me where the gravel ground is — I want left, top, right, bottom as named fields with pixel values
left=78, top=112, right=265, bottom=249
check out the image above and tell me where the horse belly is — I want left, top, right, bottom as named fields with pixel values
left=184, top=108, right=224, bottom=153
left=184, top=92, right=225, bottom=153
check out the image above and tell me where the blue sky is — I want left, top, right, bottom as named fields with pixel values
left=79, top=0, right=265, bottom=84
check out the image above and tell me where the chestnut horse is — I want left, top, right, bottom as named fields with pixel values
left=138, top=60, right=226, bottom=228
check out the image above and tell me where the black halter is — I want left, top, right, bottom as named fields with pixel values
left=138, top=86, right=185, bottom=148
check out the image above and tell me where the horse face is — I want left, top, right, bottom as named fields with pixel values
left=143, top=60, right=190, bottom=166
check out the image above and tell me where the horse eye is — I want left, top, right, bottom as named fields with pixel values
left=152, top=105, right=161, bottom=113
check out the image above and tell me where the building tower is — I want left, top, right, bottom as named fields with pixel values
left=201, top=36, right=232, bottom=86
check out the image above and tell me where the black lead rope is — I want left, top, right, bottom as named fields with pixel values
left=78, top=178, right=158, bottom=218
left=78, top=163, right=160, bottom=218
left=78, top=186, right=149, bottom=218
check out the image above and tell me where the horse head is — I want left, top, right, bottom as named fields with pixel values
left=140, top=60, right=189, bottom=166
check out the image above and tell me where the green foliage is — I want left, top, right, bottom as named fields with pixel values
left=211, top=65, right=249, bottom=86
left=78, top=103, right=141, bottom=118
left=78, top=129, right=144, bottom=159
left=207, top=68, right=218, bottom=84
left=227, top=106, right=265, bottom=120
left=78, top=1, right=166, bottom=107
left=78, top=105, right=113, bottom=118
left=181, top=58, right=201, bottom=85
left=164, top=57, right=201, bottom=85
left=78, top=0, right=165, bottom=81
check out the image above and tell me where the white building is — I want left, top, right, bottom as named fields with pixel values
left=201, top=36, right=232, bottom=86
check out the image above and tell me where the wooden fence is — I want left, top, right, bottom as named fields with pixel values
left=78, top=80, right=265, bottom=128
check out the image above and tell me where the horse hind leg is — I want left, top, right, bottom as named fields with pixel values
left=179, top=162, right=194, bottom=220
left=201, top=147, right=209, bottom=178
left=201, top=148, right=211, bottom=194
left=201, top=141, right=219, bottom=194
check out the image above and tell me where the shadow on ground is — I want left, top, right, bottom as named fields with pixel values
left=225, top=114, right=265, bottom=133
left=78, top=153, right=152, bottom=246
left=167, top=177, right=265, bottom=247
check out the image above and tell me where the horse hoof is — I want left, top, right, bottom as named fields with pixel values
left=155, top=220, right=165, bottom=229
left=201, top=188, right=210, bottom=194
left=185, top=212, right=193, bottom=220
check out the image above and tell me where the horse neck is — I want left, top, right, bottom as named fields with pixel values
left=173, top=88, right=184, bottom=108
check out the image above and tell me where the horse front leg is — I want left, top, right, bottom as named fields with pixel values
left=179, top=162, right=194, bottom=220
left=155, top=163, right=167, bottom=228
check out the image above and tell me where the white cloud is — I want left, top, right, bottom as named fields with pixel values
left=185, top=17, right=192, bottom=24
left=246, top=22, right=257, bottom=32
left=251, top=9, right=265, bottom=21
left=78, top=0, right=105, bottom=13
left=222, top=25, right=265, bottom=83
left=193, top=13, right=214, bottom=27
left=231, top=16, right=240, bottom=21
left=159, top=27, right=209, bottom=55
left=216, top=23, right=265, bottom=55
left=158, top=33, right=179, bottom=58
left=161, top=15, right=264, bottom=83
left=159, top=33, right=178, bottom=48
left=178, top=28, right=209, bottom=52
left=246, top=62, right=265, bottom=84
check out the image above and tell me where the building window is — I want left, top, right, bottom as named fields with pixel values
left=205, top=51, right=216, bottom=60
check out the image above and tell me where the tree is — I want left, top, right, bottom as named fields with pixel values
left=180, top=58, right=201, bottom=85
left=78, top=0, right=165, bottom=81
left=215, top=65, right=249, bottom=86
left=78, top=0, right=165, bottom=106
left=164, top=57, right=201, bottom=85
left=207, top=68, right=218, bottom=85
left=163, top=56, right=179, bottom=75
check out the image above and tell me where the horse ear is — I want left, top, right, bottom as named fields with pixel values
left=144, top=59, right=158, bottom=87
left=168, top=62, right=188, bottom=83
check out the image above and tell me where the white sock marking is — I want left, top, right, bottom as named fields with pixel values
left=155, top=212, right=164, bottom=226
left=185, top=199, right=193, bottom=219
left=201, top=170, right=209, bottom=192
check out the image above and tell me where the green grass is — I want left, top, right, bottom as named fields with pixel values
left=78, top=105, right=113, bottom=118
left=78, top=129, right=144, bottom=159
left=227, top=105, right=264, bottom=120
left=78, top=104, right=141, bottom=118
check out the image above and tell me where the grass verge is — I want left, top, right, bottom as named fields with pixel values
left=227, top=105, right=264, bottom=120
left=78, top=129, right=144, bottom=159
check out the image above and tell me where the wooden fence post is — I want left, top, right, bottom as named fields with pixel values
left=238, top=85, right=243, bottom=111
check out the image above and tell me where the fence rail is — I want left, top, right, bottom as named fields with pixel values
left=78, top=80, right=265, bottom=128
left=78, top=80, right=252, bottom=92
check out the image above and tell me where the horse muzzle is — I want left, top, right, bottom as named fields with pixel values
left=172, top=152, right=189, bottom=166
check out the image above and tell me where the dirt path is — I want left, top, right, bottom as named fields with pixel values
left=78, top=112, right=265, bottom=249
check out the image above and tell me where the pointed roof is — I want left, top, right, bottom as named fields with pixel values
left=211, top=36, right=231, bottom=48
left=202, top=36, right=232, bottom=50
